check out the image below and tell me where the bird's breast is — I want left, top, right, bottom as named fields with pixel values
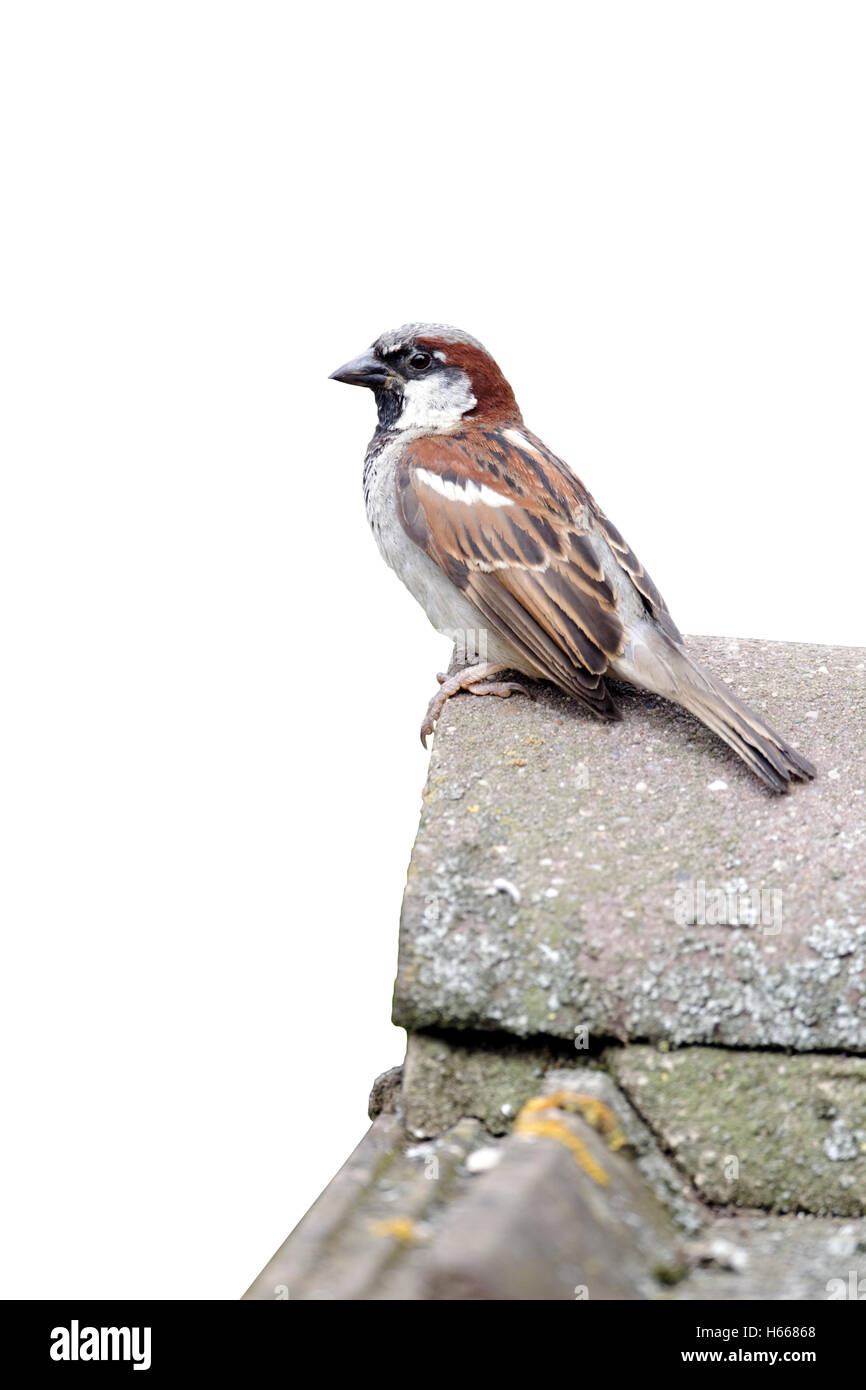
left=361, top=433, right=496, bottom=645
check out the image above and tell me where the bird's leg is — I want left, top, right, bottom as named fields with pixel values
left=420, top=663, right=531, bottom=747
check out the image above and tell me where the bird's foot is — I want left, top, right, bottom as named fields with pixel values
left=420, top=663, right=531, bottom=747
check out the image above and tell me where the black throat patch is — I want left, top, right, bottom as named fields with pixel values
left=374, top=385, right=404, bottom=430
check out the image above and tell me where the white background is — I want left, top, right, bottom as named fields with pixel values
left=1, top=2, right=863, bottom=1298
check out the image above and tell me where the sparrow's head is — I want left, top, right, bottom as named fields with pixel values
left=329, top=323, right=522, bottom=433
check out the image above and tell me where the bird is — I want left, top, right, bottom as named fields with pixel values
left=330, top=323, right=816, bottom=793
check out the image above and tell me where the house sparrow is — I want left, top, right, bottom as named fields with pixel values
left=330, top=323, right=815, bottom=793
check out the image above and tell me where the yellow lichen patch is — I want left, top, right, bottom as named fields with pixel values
left=553, top=1093, right=627, bottom=1152
left=515, top=1107, right=608, bottom=1186
left=514, top=1092, right=628, bottom=1186
left=467, top=804, right=480, bottom=814
left=369, top=1216, right=424, bottom=1246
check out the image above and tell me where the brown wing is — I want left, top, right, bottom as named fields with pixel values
left=488, top=425, right=681, bottom=641
left=589, top=505, right=682, bottom=643
left=395, top=426, right=630, bottom=717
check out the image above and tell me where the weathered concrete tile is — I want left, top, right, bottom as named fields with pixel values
left=243, top=1112, right=486, bottom=1301
left=244, top=1069, right=866, bottom=1301
left=421, top=1092, right=684, bottom=1299
left=668, top=1212, right=866, bottom=1302
left=538, top=1066, right=703, bottom=1234
left=401, top=1029, right=583, bottom=1138
left=394, top=637, right=866, bottom=1050
left=367, top=1065, right=403, bottom=1120
left=608, top=1045, right=866, bottom=1216
left=242, top=1112, right=405, bottom=1300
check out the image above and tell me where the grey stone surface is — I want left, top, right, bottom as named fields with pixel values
left=671, top=1213, right=866, bottom=1302
left=394, top=637, right=866, bottom=1049
left=421, top=1096, right=684, bottom=1300
left=367, top=1065, right=403, bottom=1120
left=245, top=1098, right=685, bottom=1300
left=537, top=1065, right=704, bottom=1235
left=244, top=1071, right=866, bottom=1301
left=243, top=1111, right=487, bottom=1301
left=608, top=1044, right=866, bottom=1217
left=401, top=1037, right=703, bottom=1232
left=401, top=1029, right=580, bottom=1138
left=248, top=635, right=866, bottom=1300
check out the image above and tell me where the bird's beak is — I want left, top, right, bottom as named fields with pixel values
left=328, top=350, right=395, bottom=389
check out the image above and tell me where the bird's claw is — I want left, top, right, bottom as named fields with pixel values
left=420, top=666, right=532, bottom=748
left=470, top=679, right=531, bottom=699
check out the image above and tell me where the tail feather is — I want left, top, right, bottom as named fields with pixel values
left=614, top=637, right=817, bottom=793
left=673, top=659, right=815, bottom=793
left=681, top=685, right=815, bottom=792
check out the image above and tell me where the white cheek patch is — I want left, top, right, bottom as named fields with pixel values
left=415, top=468, right=514, bottom=508
left=397, top=369, right=477, bottom=431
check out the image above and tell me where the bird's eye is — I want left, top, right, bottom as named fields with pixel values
left=408, top=351, right=432, bottom=371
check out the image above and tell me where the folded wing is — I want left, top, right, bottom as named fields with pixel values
left=394, top=426, right=669, bottom=718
